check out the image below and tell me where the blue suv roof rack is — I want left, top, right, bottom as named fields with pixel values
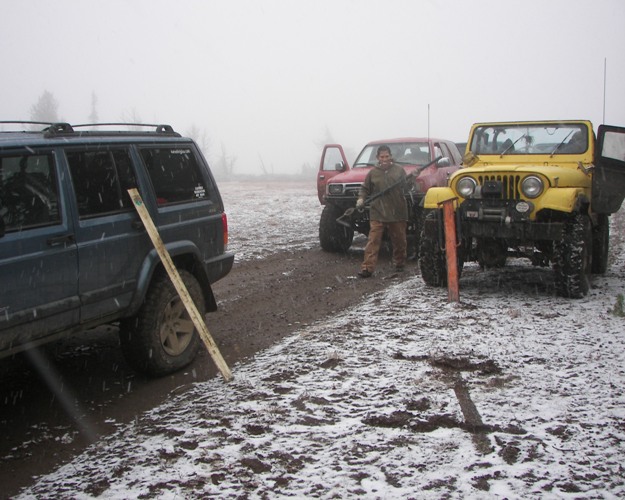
left=0, top=121, right=180, bottom=138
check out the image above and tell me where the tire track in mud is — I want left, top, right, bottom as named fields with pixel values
left=453, top=377, right=492, bottom=455
left=0, top=244, right=414, bottom=497
left=434, top=356, right=510, bottom=455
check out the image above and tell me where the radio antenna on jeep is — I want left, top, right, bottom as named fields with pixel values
left=603, top=58, right=607, bottom=124
left=427, top=103, right=430, bottom=142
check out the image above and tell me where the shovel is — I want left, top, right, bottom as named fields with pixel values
left=336, top=206, right=362, bottom=228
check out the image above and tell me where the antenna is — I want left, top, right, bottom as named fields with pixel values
left=603, top=58, right=607, bottom=124
left=427, top=103, right=430, bottom=140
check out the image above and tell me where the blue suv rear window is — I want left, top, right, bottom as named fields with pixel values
left=140, top=147, right=209, bottom=205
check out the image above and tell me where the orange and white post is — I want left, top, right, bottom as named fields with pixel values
left=440, top=198, right=460, bottom=303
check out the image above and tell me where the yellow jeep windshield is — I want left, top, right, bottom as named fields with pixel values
left=470, top=123, right=589, bottom=156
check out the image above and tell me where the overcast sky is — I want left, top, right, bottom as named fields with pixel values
left=3, top=0, right=624, bottom=174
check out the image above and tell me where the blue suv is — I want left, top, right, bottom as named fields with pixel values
left=0, top=122, right=233, bottom=375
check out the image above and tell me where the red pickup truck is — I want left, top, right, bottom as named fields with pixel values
left=317, top=137, right=462, bottom=252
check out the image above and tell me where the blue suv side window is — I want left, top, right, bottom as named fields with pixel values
left=140, top=147, right=211, bottom=205
left=67, top=149, right=136, bottom=218
left=0, top=153, right=60, bottom=231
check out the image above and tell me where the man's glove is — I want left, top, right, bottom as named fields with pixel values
left=356, top=198, right=365, bottom=209
left=406, top=170, right=418, bottom=180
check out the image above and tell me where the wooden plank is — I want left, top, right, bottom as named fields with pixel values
left=127, top=188, right=233, bottom=381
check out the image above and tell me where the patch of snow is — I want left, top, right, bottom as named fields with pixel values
left=16, top=181, right=625, bottom=498
left=222, top=181, right=321, bottom=262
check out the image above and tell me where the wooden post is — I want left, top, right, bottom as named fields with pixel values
left=128, top=188, right=233, bottom=382
left=441, top=198, right=460, bottom=303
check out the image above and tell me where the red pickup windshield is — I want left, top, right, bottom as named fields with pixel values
left=354, top=142, right=431, bottom=167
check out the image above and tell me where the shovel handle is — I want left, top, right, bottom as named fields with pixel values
left=363, top=157, right=442, bottom=205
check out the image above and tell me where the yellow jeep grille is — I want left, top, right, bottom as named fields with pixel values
left=476, top=174, right=522, bottom=200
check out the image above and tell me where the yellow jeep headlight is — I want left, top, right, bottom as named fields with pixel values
left=521, top=176, right=544, bottom=199
left=456, top=176, right=477, bottom=198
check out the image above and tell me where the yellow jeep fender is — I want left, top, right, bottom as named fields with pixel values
left=423, top=187, right=457, bottom=209
left=539, top=187, right=589, bottom=214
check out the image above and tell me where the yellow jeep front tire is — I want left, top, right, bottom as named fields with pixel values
left=552, top=214, right=592, bottom=298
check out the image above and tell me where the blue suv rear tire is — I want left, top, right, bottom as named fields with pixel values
left=120, top=269, right=203, bottom=376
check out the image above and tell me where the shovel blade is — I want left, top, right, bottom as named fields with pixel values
left=336, top=207, right=356, bottom=228
left=336, top=215, right=353, bottom=228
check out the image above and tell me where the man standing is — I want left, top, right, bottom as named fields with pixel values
left=357, top=145, right=409, bottom=278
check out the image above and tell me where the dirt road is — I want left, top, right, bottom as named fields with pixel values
left=0, top=240, right=413, bottom=497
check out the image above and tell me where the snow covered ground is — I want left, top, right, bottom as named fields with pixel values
left=222, top=180, right=322, bottom=262
left=17, top=181, right=625, bottom=499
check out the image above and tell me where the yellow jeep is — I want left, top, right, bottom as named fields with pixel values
left=419, top=120, right=625, bottom=298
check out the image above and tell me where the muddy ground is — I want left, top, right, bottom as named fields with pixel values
left=0, top=239, right=411, bottom=498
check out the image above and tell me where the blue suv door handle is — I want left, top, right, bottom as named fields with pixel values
left=47, top=234, right=75, bottom=246
left=132, top=220, right=144, bottom=230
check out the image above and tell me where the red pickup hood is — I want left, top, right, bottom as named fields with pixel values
left=329, top=165, right=419, bottom=184
left=327, top=163, right=456, bottom=194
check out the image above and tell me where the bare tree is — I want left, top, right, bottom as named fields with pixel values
left=217, top=143, right=236, bottom=178
left=119, top=108, right=144, bottom=130
left=89, top=92, right=99, bottom=124
left=301, top=161, right=316, bottom=176
left=30, top=90, right=60, bottom=124
left=258, top=155, right=273, bottom=175
left=315, top=125, right=336, bottom=148
left=186, top=124, right=211, bottom=159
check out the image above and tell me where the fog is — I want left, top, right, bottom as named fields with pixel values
left=3, top=0, right=624, bottom=175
